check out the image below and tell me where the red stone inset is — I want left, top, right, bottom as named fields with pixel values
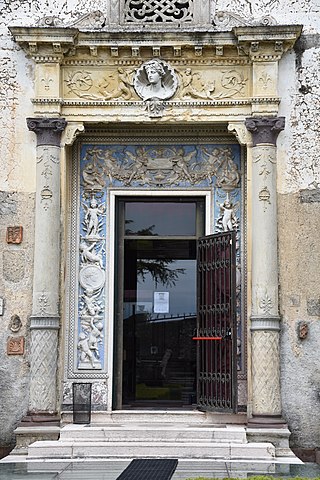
left=6, top=226, right=23, bottom=244
left=7, top=336, right=24, bottom=355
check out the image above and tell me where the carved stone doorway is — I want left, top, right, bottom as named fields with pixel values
left=63, top=126, right=246, bottom=414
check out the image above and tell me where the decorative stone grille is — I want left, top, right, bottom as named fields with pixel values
left=124, top=0, right=193, bottom=23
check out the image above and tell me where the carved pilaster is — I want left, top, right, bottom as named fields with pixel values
left=245, top=116, right=284, bottom=420
left=27, top=117, right=66, bottom=413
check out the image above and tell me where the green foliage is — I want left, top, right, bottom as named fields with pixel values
left=137, top=258, right=185, bottom=287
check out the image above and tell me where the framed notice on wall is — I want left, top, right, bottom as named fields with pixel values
left=153, top=292, right=169, bottom=313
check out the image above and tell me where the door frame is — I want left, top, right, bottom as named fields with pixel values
left=107, top=189, right=212, bottom=410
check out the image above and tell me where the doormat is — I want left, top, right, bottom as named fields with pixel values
left=116, top=458, right=178, bottom=480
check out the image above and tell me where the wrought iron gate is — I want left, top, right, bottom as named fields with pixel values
left=195, top=231, right=237, bottom=412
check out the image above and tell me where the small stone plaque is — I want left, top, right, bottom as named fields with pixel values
left=7, top=336, right=24, bottom=355
left=6, top=226, right=23, bottom=244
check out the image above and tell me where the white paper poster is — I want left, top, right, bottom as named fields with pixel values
left=153, top=292, right=169, bottom=313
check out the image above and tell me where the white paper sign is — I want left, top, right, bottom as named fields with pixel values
left=154, top=292, right=169, bottom=313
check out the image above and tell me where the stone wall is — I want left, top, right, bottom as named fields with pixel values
left=278, top=24, right=320, bottom=449
left=0, top=193, right=34, bottom=448
left=0, top=0, right=319, bottom=450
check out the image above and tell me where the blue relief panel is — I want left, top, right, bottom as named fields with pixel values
left=77, top=147, right=107, bottom=370
left=77, top=142, right=242, bottom=371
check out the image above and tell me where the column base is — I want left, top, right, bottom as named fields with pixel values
left=20, top=412, right=60, bottom=426
left=12, top=413, right=60, bottom=456
left=248, top=415, right=287, bottom=428
left=247, top=419, right=295, bottom=458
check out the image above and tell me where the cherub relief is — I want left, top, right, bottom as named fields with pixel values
left=81, top=288, right=102, bottom=317
left=179, top=68, right=216, bottom=100
left=80, top=240, right=103, bottom=268
left=83, top=197, right=105, bottom=238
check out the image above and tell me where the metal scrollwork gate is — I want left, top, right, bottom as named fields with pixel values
left=195, top=231, right=237, bottom=412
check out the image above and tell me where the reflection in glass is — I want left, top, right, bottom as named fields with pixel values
left=125, top=202, right=197, bottom=236
left=123, top=239, right=197, bottom=406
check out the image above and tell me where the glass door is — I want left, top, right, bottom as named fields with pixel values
left=114, top=197, right=205, bottom=409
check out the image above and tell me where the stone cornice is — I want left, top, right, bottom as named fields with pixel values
left=234, top=25, right=303, bottom=60
left=9, top=25, right=302, bottom=63
left=31, top=97, right=279, bottom=108
left=9, top=27, right=78, bottom=59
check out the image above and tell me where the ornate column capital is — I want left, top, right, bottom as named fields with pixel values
left=245, top=116, right=285, bottom=146
left=27, top=117, right=67, bottom=147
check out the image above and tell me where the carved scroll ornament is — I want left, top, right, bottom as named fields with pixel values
left=37, top=10, right=106, bottom=29
left=213, top=11, right=277, bottom=29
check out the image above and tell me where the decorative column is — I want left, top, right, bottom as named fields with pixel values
left=245, top=116, right=285, bottom=422
left=27, top=117, right=67, bottom=414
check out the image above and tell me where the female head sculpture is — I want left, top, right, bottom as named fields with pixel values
left=134, top=59, right=178, bottom=101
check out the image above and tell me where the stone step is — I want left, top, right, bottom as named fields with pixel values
left=28, top=440, right=276, bottom=460
left=61, top=410, right=247, bottom=426
left=59, top=424, right=247, bottom=443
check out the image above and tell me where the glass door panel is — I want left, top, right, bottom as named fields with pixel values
left=123, top=240, right=197, bottom=406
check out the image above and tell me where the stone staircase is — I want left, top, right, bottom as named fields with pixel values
left=26, top=411, right=279, bottom=461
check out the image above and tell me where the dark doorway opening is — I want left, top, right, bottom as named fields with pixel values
left=114, top=197, right=205, bottom=409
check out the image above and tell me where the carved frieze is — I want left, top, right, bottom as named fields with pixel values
left=78, top=152, right=107, bottom=369
left=63, top=64, right=249, bottom=103
left=80, top=144, right=241, bottom=188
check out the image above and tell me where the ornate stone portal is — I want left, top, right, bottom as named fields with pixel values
left=10, top=14, right=301, bottom=422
